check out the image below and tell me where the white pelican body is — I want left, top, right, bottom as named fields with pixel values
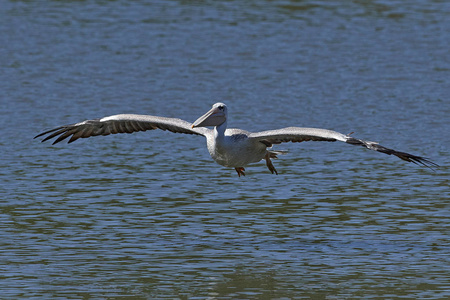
left=208, top=127, right=266, bottom=167
left=35, top=102, right=437, bottom=176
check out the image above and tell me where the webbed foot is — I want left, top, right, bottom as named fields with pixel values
left=265, top=152, right=278, bottom=175
left=235, top=167, right=246, bottom=177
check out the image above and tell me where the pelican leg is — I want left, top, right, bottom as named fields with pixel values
left=265, top=152, right=278, bottom=175
left=235, top=167, right=246, bottom=177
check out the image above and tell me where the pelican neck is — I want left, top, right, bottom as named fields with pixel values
left=214, top=120, right=227, bottom=139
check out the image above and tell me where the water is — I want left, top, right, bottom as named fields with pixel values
left=1, top=0, right=449, bottom=298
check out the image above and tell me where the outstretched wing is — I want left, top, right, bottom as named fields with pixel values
left=35, top=114, right=209, bottom=144
left=249, top=127, right=438, bottom=169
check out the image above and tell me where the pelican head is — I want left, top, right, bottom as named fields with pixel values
left=192, top=102, right=227, bottom=128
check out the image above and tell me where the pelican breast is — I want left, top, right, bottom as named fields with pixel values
left=206, top=128, right=266, bottom=168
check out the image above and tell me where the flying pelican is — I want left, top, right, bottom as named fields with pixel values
left=35, top=102, right=437, bottom=176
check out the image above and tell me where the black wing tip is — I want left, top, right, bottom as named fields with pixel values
left=347, top=137, right=439, bottom=171
left=34, top=133, right=51, bottom=143
left=34, top=126, right=70, bottom=144
left=409, top=156, right=440, bottom=171
left=34, top=128, right=61, bottom=140
left=33, top=133, right=44, bottom=139
left=390, top=150, right=439, bottom=171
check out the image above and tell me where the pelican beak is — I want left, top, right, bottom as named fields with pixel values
left=192, top=107, right=226, bottom=128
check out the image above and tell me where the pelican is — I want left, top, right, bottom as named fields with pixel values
left=35, top=102, right=437, bottom=176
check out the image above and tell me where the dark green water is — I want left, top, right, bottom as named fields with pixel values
left=1, top=0, right=449, bottom=298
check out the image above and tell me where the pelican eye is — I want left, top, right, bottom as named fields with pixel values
left=218, top=105, right=224, bottom=110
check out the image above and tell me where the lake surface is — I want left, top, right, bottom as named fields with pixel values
left=1, top=0, right=449, bottom=298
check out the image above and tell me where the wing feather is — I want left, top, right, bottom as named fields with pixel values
left=249, top=127, right=347, bottom=146
left=35, top=114, right=209, bottom=144
left=250, top=127, right=438, bottom=170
